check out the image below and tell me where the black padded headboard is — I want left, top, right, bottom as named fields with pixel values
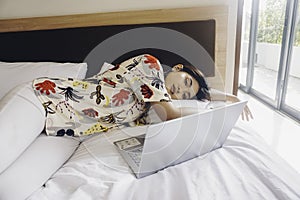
left=0, top=20, right=215, bottom=78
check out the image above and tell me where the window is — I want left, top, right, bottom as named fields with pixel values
left=240, top=0, right=300, bottom=121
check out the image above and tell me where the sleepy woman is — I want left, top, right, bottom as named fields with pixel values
left=33, top=54, right=252, bottom=137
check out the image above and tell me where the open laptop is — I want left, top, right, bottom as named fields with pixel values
left=113, top=100, right=247, bottom=178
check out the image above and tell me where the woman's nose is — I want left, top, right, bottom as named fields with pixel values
left=177, top=87, right=180, bottom=93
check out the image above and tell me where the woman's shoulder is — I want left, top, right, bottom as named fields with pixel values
left=94, top=54, right=164, bottom=80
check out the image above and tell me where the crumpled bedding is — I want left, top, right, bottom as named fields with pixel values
left=28, top=120, right=300, bottom=200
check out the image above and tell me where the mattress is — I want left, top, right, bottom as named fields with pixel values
left=28, top=119, right=300, bottom=200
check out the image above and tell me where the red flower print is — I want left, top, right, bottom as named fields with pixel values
left=112, top=89, right=130, bottom=106
left=102, top=77, right=117, bottom=88
left=144, top=55, right=160, bottom=71
left=109, top=64, right=120, bottom=71
left=82, top=108, right=99, bottom=118
left=140, top=84, right=153, bottom=99
left=35, top=80, right=56, bottom=95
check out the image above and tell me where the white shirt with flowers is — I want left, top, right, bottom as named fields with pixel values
left=33, top=54, right=171, bottom=137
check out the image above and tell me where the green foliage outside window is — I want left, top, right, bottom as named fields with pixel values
left=257, top=0, right=300, bottom=46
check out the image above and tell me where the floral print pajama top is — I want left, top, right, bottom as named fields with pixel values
left=33, top=54, right=171, bottom=137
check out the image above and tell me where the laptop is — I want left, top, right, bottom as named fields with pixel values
left=113, top=100, right=247, bottom=178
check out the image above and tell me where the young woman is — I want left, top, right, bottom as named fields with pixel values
left=33, top=54, right=252, bottom=137
left=154, top=63, right=253, bottom=121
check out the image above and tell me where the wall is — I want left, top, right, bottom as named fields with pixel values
left=0, top=0, right=238, bottom=93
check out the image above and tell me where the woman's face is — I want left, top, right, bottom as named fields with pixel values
left=165, top=71, right=200, bottom=100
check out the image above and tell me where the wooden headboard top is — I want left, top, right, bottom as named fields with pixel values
left=0, top=6, right=228, bottom=91
left=0, top=6, right=227, bottom=33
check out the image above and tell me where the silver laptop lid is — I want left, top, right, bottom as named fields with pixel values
left=138, top=100, right=247, bottom=176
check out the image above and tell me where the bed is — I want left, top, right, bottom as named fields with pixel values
left=0, top=6, right=300, bottom=200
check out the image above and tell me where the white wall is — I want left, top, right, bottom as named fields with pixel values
left=242, top=42, right=300, bottom=78
left=0, top=0, right=238, bottom=93
left=256, top=43, right=281, bottom=71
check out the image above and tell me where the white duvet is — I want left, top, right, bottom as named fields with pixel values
left=29, top=120, right=300, bottom=200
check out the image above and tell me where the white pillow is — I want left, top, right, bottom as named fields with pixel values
left=0, top=134, right=80, bottom=200
left=0, top=61, right=87, bottom=99
left=0, top=82, right=45, bottom=173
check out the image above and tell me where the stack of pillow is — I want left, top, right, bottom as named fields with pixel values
left=0, top=61, right=88, bottom=200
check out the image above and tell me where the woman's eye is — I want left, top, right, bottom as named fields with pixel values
left=184, top=77, right=192, bottom=87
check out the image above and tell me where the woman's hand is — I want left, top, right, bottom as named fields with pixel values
left=225, top=94, right=254, bottom=121
left=210, top=89, right=254, bottom=121
left=241, top=104, right=253, bottom=121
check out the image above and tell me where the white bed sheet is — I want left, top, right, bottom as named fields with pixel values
left=28, top=120, right=300, bottom=200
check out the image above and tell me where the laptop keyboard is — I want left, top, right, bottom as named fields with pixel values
left=128, top=147, right=143, bottom=166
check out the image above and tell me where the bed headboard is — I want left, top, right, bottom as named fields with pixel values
left=0, top=6, right=228, bottom=91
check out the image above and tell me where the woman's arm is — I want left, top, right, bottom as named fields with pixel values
left=151, top=102, right=204, bottom=121
left=151, top=89, right=253, bottom=121
left=209, top=89, right=253, bottom=121
left=151, top=90, right=236, bottom=121
left=209, top=89, right=239, bottom=102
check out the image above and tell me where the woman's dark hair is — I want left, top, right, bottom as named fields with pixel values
left=180, top=65, right=211, bottom=101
